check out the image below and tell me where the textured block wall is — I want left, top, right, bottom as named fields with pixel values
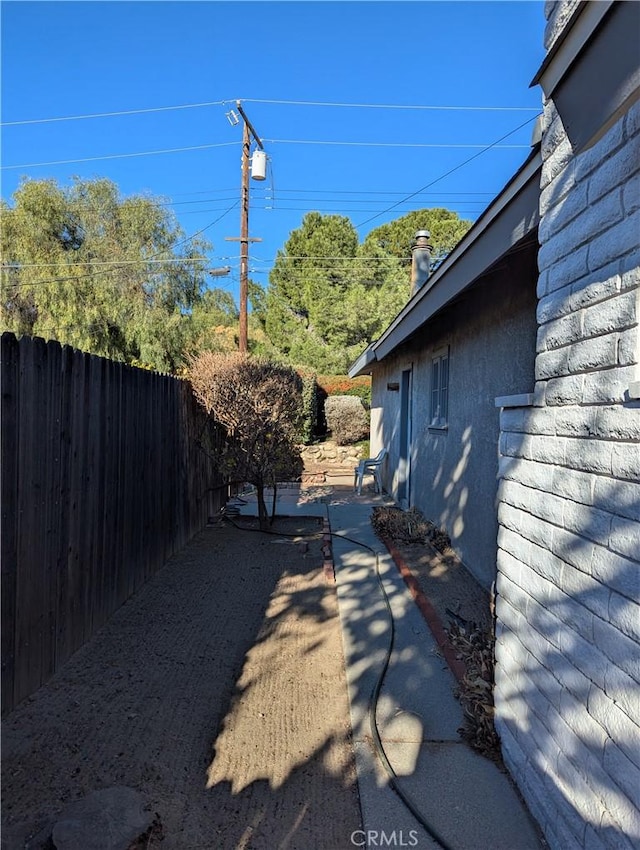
left=494, top=10, right=640, bottom=850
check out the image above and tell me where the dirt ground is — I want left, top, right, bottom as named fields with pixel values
left=1, top=518, right=361, bottom=850
left=388, top=539, right=493, bottom=634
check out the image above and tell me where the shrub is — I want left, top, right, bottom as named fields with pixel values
left=295, top=368, right=322, bottom=444
left=189, top=352, right=303, bottom=528
left=324, top=395, right=369, bottom=445
left=317, top=374, right=372, bottom=409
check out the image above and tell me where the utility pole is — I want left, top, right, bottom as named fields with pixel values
left=225, top=101, right=263, bottom=353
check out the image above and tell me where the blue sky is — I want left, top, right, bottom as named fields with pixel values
left=1, top=1, right=545, bottom=303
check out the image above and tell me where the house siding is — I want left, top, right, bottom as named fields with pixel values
left=371, top=255, right=538, bottom=589
left=495, top=11, right=640, bottom=850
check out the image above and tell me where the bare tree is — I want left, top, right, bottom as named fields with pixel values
left=189, top=352, right=303, bottom=529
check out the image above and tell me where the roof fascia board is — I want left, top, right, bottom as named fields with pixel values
left=531, top=0, right=614, bottom=96
left=543, top=1, right=640, bottom=153
left=348, top=343, right=376, bottom=378
left=371, top=149, right=541, bottom=359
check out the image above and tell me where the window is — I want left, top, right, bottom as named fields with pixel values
left=430, top=347, right=449, bottom=428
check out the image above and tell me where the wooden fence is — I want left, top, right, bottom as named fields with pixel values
left=1, top=333, right=227, bottom=715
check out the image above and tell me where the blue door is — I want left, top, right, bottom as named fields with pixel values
left=398, top=367, right=412, bottom=508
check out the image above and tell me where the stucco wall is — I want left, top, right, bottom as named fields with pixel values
left=494, top=13, right=640, bottom=850
left=370, top=250, right=538, bottom=589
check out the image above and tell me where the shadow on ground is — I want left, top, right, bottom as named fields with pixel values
left=1, top=520, right=361, bottom=850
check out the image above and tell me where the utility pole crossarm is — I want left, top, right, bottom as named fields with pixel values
left=236, top=101, right=264, bottom=150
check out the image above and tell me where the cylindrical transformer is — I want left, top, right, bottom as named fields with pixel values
left=251, top=150, right=267, bottom=181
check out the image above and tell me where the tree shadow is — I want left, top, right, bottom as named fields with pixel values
left=325, top=502, right=544, bottom=850
left=496, top=421, right=640, bottom=849
left=202, top=737, right=360, bottom=850
left=0, top=521, right=361, bottom=850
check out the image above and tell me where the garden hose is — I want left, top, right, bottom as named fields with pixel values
left=220, top=508, right=456, bottom=850
left=331, top=531, right=456, bottom=850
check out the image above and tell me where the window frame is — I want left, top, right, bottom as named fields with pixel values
left=429, top=346, right=449, bottom=430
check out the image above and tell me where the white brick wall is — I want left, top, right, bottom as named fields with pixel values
left=543, top=1, right=581, bottom=49
left=495, top=5, right=640, bottom=849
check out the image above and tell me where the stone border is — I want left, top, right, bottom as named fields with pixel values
left=380, top=535, right=467, bottom=684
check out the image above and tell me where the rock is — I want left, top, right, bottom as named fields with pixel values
left=51, top=787, right=152, bottom=850
left=301, top=439, right=362, bottom=470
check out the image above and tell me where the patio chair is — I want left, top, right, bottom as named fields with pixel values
left=354, top=448, right=388, bottom=495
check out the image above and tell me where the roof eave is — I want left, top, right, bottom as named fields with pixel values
left=348, top=342, right=377, bottom=378
left=370, top=147, right=542, bottom=362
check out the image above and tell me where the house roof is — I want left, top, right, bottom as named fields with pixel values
left=348, top=146, right=542, bottom=378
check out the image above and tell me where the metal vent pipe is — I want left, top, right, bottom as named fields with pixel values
left=410, top=229, right=434, bottom=296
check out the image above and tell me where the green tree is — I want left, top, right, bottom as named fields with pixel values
left=353, top=207, right=473, bottom=333
left=1, top=177, right=211, bottom=372
left=187, top=287, right=239, bottom=355
left=247, top=278, right=267, bottom=329
left=264, top=212, right=362, bottom=373
left=361, top=207, right=472, bottom=265
left=262, top=208, right=471, bottom=373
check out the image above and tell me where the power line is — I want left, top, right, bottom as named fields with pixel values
left=168, top=201, right=238, bottom=251
left=0, top=100, right=232, bottom=127
left=2, top=266, right=145, bottom=289
left=3, top=257, right=214, bottom=270
left=1, top=191, right=494, bottom=212
left=256, top=276, right=407, bottom=287
left=2, top=203, right=239, bottom=288
left=171, top=194, right=489, bottom=207
left=1, top=97, right=541, bottom=127
left=249, top=246, right=542, bottom=287
left=2, top=267, right=190, bottom=289
left=259, top=188, right=496, bottom=196
left=0, top=138, right=530, bottom=172
left=248, top=258, right=415, bottom=274
left=240, top=98, right=541, bottom=112
left=356, top=114, right=540, bottom=228
left=263, top=139, right=529, bottom=149
left=1, top=265, right=233, bottom=290
left=1, top=136, right=531, bottom=172
left=170, top=187, right=241, bottom=198
left=1, top=141, right=240, bottom=170
left=251, top=206, right=484, bottom=215
left=247, top=196, right=489, bottom=205
left=171, top=186, right=496, bottom=198
left=161, top=196, right=238, bottom=207
left=251, top=255, right=413, bottom=262
left=176, top=204, right=484, bottom=217
left=7, top=320, right=116, bottom=340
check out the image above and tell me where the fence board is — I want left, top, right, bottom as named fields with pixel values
left=1, top=334, right=19, bottom=714
left=1, top=334, right=226, bottom=715
left=14, top=337, right=45, bottom=704
left=54, top=345, right=73, bottom=671
left=87, top=354, right=104, bottom=636
left=115, top=365, right=128, bottom=611
left=41, top=339, right=59, bottom=686
left=100, top=358, right=117, bottom=625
